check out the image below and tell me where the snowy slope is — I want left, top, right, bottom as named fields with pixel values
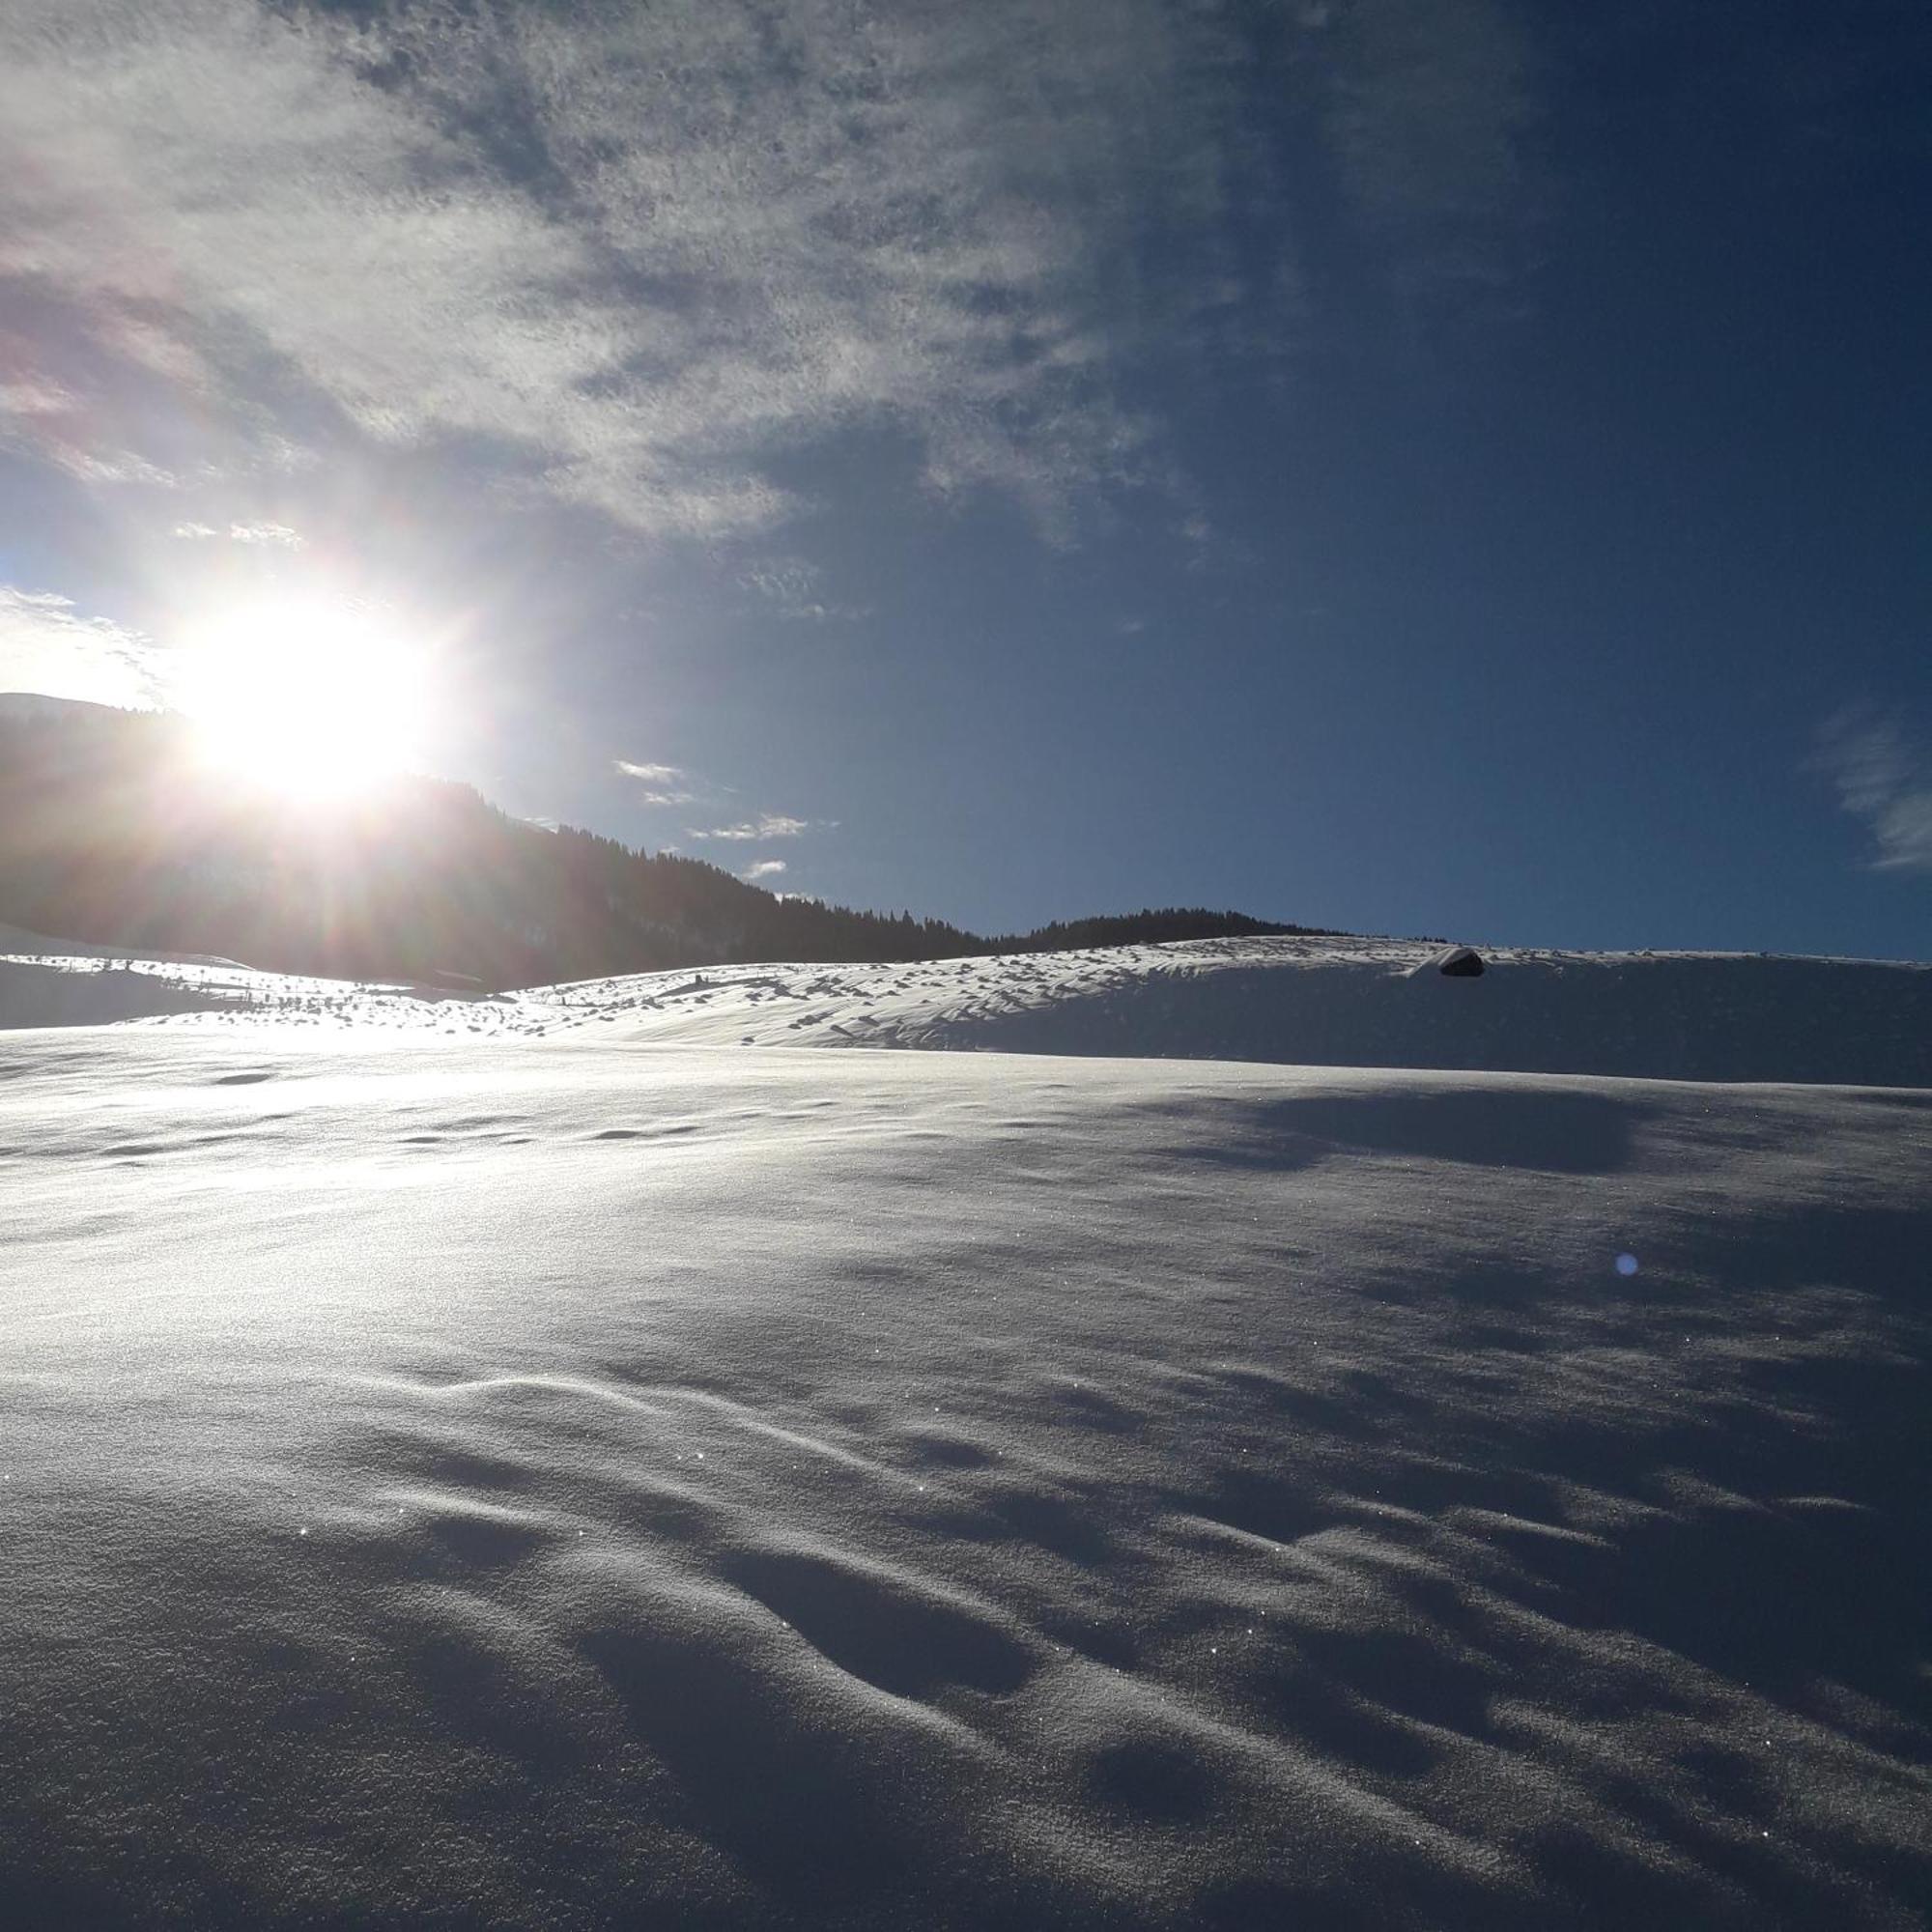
left=3, top=931, right=1930, bottom=1925
left=530, top=938, right=1932, bottom=1085
left=12, top=931, right=1922, bottom=1089
left=2, top=1025, right=1929, bottom=1928
left=0, top=949, right=542, bottom=1034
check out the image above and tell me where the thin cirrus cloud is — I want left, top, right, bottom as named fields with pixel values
left=0, top=0, right=1537, bottom=549
left=613, top=766, right=812, bottom=843
left=690, top=815, right=812, bottom=843
left=171, top=522, right=304, bottom=550
left=1814, top=706, right=1932, bottom=875
left=612, top=758, right=704, bottom=808
left=0, top=585, right=165, bottom=710
left=739, top=558, right=870, bottom=625
left=613, top=760, right=814, bottom=853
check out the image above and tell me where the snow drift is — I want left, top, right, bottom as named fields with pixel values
left=9, top=932, right=1930, bottom=1090
left=534, top=939, right=1932, bottom=1087
left=0, top=934, right=1928, bottom=1926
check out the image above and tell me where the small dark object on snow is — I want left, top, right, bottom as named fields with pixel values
left=1434, top=946, right=1485, bottom=978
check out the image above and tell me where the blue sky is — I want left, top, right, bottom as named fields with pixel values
left=1, top=0, right=1928, bottom=957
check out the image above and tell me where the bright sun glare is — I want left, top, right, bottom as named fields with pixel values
left=175, top=598, right=429, bottom=800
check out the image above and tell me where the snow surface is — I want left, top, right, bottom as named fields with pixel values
left=9, top=933, right=1930, bottom=1088
left=2, top=935, right=1930, bottom=1926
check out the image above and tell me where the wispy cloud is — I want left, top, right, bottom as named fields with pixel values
left=172, top=520, right=304, bottom=549
left=1315, top=0, right=1540, bottom=324
left=742, top=860, right=788, bottom=882
left=689, top=814, right=812, bottom=843
left=613, top=757, right=707, bottom=807
left=1813, top=705, right=1932, bottom=874
left=614, top=760, right=684, bottom=785
left=0, top=0, right=1536, bottom=547
left=617, top=757, right=782, bottom=829
left=0, top=585, right=165, bottom=709
left=738, top=557, right=870, bottom=625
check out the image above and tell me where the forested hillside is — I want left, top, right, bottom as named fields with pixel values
left=0, top=699, right=1333, bottom=985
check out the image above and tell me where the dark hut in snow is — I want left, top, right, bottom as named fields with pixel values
left=1425, top=945, right=1486, bottom=978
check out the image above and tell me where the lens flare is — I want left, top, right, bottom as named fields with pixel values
left=174, top=596, right=428, bottom=799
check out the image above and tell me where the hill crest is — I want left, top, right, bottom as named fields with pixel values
left=0, top=698, right=1331, bottom=983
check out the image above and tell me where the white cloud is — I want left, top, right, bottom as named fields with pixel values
left=0, top=376, right=76, bottom=419
left=615, top=759, right=705, bottom=806
left=0, top=0, right=1534, bottom=545
left=739, top=557, right=869, bottom=624
left=48, top=446, right=181, bottom=489
left=172, top=520, right=303, bottom=549
left=0, top=584, right=167, bottom=710
left=742, top=860, right=788, bottom=882
left=689, top=814, right=811, bottom=842
left=1814, top=706, right=1932, bottom=875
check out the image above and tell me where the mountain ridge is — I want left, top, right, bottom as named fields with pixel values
left=0, top=696, right=1336, bottom=985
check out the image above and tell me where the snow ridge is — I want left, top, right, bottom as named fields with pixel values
left=1, top=934, right=1928, bottom=1925
left=10, top=932, right=1929, bottom=1088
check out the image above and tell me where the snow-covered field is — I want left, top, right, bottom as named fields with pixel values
left=7, top=932, right=1932, bottom=1087
left=2, top=937, right=1929, bottom=1926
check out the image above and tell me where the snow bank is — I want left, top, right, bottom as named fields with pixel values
left=532, top=938, right=1932, bottom=1087
left=0, top=956, right=232, bottom=1027
left=0, top=950, right=542, bottom=1035
left=18, top=931, right=1932, bottom=1088
left=1, top=1030, right=1927, bottom=1926
left=889, top=944, right=1932, bottom=1086
left=0, top=923, right=249, bottom=970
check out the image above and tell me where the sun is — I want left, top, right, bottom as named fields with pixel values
left=174, top=596, right=429, bottom=800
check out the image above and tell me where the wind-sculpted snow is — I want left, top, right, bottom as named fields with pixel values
left=529, top=939, right=1932, bottom=1085
left=1, top=1032, right=1928, bottom=1927
left=14, top=931, right=1929, bottom=1088
left=0, top=949, right=545, bottom=1035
